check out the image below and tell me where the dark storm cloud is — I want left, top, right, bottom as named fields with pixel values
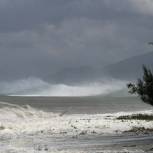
left=0, top=0, right=153, bottom=81
left=0, top=0, right=147, bottom=32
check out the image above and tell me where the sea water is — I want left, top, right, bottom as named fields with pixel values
left=0, top=96, right=152, bottom=153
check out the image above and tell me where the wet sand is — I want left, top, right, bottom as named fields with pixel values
left=8, top=134, right=153, bottom=152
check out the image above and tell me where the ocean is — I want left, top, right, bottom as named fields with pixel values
left=0, top=95, right=151, bottom=114
left=0, top=95, right=152, bottom=153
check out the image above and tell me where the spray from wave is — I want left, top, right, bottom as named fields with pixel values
left=0, top=77, right=128, bottom=96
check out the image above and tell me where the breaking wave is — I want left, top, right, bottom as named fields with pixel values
left=0, top=77, right=128, bottom=96
left=0, top=101, right=152, bottom=137
left=0, top=101, right=152, bottom=153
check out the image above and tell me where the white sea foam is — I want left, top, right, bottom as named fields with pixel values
left=0, top=101, right=152, bottom=136
left=0, top=77, right=127, bottom=96
left=0, top=102, right=152, bottom=153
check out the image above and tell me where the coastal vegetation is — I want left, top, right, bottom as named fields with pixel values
left=117, top=114, right=153, bottom=121
left=117, top=65, right=153, bottom=121
left=127, top=65, right=153, bottom=106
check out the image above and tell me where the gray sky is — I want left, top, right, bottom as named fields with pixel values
left=0, top=0, right=153, bottom=81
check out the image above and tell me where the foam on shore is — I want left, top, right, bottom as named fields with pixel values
left=0, top=101, right=153, bottom=137
left=0, top=101, right=153, bottom=152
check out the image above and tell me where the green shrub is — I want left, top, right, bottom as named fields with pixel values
left=127, top=65, right=153, bottom=106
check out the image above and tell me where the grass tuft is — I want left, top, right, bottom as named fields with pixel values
left=117, top=114, right=153, bottom=121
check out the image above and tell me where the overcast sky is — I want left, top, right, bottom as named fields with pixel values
left=0, top=0, right=153, bottom=81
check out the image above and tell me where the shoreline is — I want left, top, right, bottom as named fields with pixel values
left=0, top=97, right=153, bottom=152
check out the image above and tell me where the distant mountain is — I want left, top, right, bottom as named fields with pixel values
left=47, top=52, right=153, bottom=83
left=104, top=51, right=153, bottom=80
left=50, top=52, right=153, bottom=83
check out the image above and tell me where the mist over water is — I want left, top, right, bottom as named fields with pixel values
left=0, top=77, right=128, bottom=96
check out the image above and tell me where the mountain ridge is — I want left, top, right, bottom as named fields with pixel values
left=104, top=51, right=153, bottom=80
